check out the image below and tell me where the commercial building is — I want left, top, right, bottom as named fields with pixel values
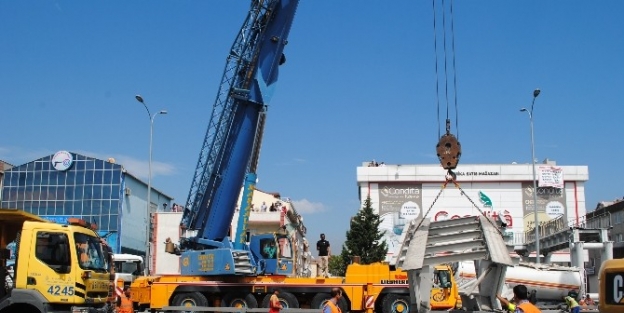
left=357, top=160, right=589, bottom=264
left=585, top=199, right=624, bottom=292
left=0, top=151, right=173, bottom=257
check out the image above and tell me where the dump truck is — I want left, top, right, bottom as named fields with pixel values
left=0, top=209, right=114, bottom=313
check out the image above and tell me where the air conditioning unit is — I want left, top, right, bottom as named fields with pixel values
left=124, top=187, right=131, bottom=196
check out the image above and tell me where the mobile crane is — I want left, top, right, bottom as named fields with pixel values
left=129, top=2, right=467, bottom=312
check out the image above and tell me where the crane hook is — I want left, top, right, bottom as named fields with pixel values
left=436, top=119, right=461, bottom=170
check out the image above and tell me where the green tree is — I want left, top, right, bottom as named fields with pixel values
left=335, top=197, right=388, bottom=276
left=328, top=255, right=346, bottom=277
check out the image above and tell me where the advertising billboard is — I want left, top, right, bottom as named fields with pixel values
left=377, top=183, right=423, bottom=253
left=521, top=183, right=567, bottom=231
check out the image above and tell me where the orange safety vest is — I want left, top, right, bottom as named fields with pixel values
left=118, top=295, right=133, bottom=313
left=517, top=301, right=542, bottom=313
left=323, top=300, right=342, bottom=313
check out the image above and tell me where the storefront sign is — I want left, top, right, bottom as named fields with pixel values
left=433, top=209, right=513, bottom=227
left=538, top=166, right=564, bottom=188
left=378, top=183, right=423, bottom=260
left=51, top=150, right=74, bottom=171
left=522, top=182, right=566, bottom=230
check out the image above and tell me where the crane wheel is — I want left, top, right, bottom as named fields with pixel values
left=382, top=294, right=410, bottom=313
left=261, top=291, right=299, bottom=309
left=172, top=292, right=209, bottom=310
left=221, top=292, right=258, bottom=308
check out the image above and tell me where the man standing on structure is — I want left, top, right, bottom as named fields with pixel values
left=316, top=233, right=330, bottom=277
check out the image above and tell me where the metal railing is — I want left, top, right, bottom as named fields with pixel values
left=511, top=212, right=612, bottom=246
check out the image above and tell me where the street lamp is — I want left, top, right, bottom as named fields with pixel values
left=520, top=88, right=541, bottom=264
left=135, top=94, right=167, bottom=274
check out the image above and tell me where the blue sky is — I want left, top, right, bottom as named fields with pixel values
left=1, top=1, right=623, bottom=253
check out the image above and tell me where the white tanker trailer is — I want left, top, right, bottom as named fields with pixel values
left=456, top=260, right=585, bottom=305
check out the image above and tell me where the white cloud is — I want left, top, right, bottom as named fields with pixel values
left=76, top=150, right=176, bottom=180
left=291, top=198, right=326, bottom=214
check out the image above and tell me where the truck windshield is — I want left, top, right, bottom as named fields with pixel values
left=115, top=261, right=142, bottom=275
left=434, top=269, right=452, bottom=288
left=74, top=233, right=108, bottom=272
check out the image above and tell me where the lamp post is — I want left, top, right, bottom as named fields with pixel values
left=520, top=88, right=541, bottom=264
left=135, top=94, right=167, bottom=274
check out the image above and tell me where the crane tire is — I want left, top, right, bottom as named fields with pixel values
left=382, top=294, right=410, bottom=313
left=261, top=291, right=299, bottom=309
left=172, top=291, right=209, bottom=310
left=222, top=292, right=258, bottom=308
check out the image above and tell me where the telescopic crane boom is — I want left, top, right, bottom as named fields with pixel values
left=177, top=0, right=300, bottom=276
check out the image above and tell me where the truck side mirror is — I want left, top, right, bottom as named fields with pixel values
left=0, top=248, right=10, bottom=260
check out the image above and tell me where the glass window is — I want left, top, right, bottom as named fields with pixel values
left=260, top=238, right=277, bottom=259
left=92, top=201, right=102, bottom=215
left=103, top=170, right=112, bottom=184
left=94, top=171, right=103, bottom=184
left=85, top=171, right=94, bottom=184
left=18, top=173, right=26, bottom=185
left=85, top=161, right=95, bottom=170
left=35, top=161, right=43, bottom=171
left=93, top=186, right=102, bottom=199
left=109, top=214, right=118, bottom=230
left=74, top=232, right=108, bottom=271
left=75, top=171, right=85, bottom=184
left=111, top=186, right=120, bottom=199
left=33, top=171, right=42, bottom=185
left=84, top=186, right=93, bottom=200
left=65, top=186, right=75, bottom=200
left=82, top=203, right=92, bottom=215
left=278, top=237, right=292, bottom=258
left=76, top=161, right=85, bottom=170
left=95, top=161, right=104, bottom=170
left=9, top=172, right=18, bottom=185
left=99, top=214, right=109, bottom=230
left=102, top=186, right=112, bottom=199
left=74, top=186, right=84, bottom=200
left=66, top=171, right=76, bottom=185
left=114, top=260, right=142, bottom=276
left=35, top=232, right=71, bottom=273
left=41, top=161, right=51, bottom=171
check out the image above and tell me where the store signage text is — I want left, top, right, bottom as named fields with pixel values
left=454, top=171, right=500, bottom=176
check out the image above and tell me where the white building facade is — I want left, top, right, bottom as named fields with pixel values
left=356, top=161, right=589, bottom=264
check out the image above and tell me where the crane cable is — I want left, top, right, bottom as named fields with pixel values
left=433, top=0, right=462, bottom=173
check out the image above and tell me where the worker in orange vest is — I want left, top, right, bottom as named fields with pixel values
left=497, top=285, right=541, bottom=313
left=323, top=288, right=343, bottom=313
left=117, top=287, right=133, bottom=313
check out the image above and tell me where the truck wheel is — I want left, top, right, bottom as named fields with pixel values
left=172, top=292, right=209, bottom=311
left=311, top=293, right=349, bottom=313
left=262, top=291, right=299, bottom=308
left=382, top=294, right=410, bottom=313
left=222, top=292, right=258, bottom=308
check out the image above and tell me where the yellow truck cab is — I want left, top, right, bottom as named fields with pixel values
left=0, top=209, right=113, bottom=313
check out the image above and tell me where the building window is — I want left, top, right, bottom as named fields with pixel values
left=617, top=233, right=624, bottom=242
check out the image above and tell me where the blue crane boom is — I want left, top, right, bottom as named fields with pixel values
left=178, top=0, right=300, bottom=275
